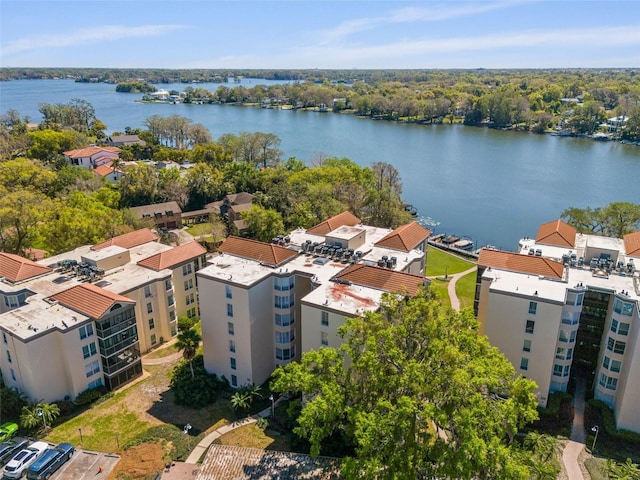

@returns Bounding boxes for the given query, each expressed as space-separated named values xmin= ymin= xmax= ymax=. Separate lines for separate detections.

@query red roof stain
xmin=307 ymin=211 xmax=361 ymax=235
xmin=218 ymin=236 xmax=298 ymax=267
xmin=92 ymin=228 xmax=157 ymax=251
xmin=374 ymin=221 xmax=432 ymax=252
xmin=478 ymin=248 xmax=564 ymax=279
xmin=535 ymin=219 xmax=576 ymax=247
xmin=623 ymin=231 xmax=640 ymax=257
xmin=138 ymin=241 xmax=206 ymax=271
xmin=329 ymin=282 xmax=377 ymax=308
xmin=49 ymin=283 xmax=133 ymax=319
xmin=0 ymin=252 xmax=52 ymax=283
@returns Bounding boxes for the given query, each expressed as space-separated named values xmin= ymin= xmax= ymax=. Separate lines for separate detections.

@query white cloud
xmin=318 ymin=1 xmax=523 ymax=44
xmin=2 ymin=24 xmax=188 ymax=56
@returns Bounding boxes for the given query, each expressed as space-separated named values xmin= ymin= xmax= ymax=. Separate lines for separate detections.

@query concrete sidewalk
xmin=562 ymin=377 xmax=586 ymax=480
xmin=427 ymin=264 xmax=477 ymax=311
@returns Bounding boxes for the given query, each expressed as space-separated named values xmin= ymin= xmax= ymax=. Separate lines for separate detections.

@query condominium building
xmin=0 ymin=229 xmax=206 ymax=402
xmin=475 ymin=220 xmax=640 ymax=433
xmin=197 ymin=212 xmax=430 ymax=388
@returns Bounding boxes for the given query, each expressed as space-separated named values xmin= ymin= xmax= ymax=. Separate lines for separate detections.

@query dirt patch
xmin=106 ymin=443 xmax=166 ymax=480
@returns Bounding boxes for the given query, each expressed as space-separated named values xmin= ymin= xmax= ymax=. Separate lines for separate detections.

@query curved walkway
xmin=427 ymin=265 xmax=477 ymax=311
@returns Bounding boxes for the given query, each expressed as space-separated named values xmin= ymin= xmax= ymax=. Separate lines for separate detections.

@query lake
xmin=2 ymin=79 xmax=639 ymax=250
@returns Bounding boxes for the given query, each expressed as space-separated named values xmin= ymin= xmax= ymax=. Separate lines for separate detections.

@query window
xmin=321 ymin=332 xmax=329 ymax=346
xmin=2 ymin=333 xmax=6 ymax=344
xmin=528 ymin=301 xmax=537 ymax=315
xmin=276 ymin=347 xmax=296 ymax=361
xmin=168 ymin=295 xmax=175 ymax=306
xmin=553 ymin=364 xmax=563 ymax=376
xmin=88 ymin=378 xmax=103 ymax=390
xmin=611 ymin=319 xmax=630 ymax=336
xmin=610 ymin=359 xmax=621 ymax=373
xmin=520 ymin=357 xmax=529 ymax=371
xmin=525 ymin=320 xmax=535 ymax=334
xmin=144 ymin=285 xmax=152 ymax=298
xmin=563 ymin=365 xmax=570 ymax=377
xmin=147 ymin=302 xmax=153 ymax=314
xmin=186 ymin=293 xmax=195 ymax=306
xmin=182 ymin=263 xmax=193 ymax=276
xmin=169 ymin=310 xmax=176 ymax=322
xmin=82 ymin=342 xmax=97 ymax=359
xmin=321 ymin=311 xmax=329 ymax=327
xmin=151 ymin=334 xmax=157 ymax=345
xmin=6 ymin=350 xmax=11 ymax=363
xmin=227 ymin=304 xmax=233 ymax=317
xmin=170 ymin=324 xmax=177 ymax=337
xmin=187 ymin=308 xmax=196 ymax=318
xmin=184 ymin=279 xmax=193 ymax=291
xmin=79 ymin=324 xmax=94 ymax=340
xmin=607 ymin=337 xmax=626 ymax=355
xmin=570 ymin=330 xmax=576 ymax=343
xmin=226 ymin=285 xmax=232 ymax=299
xmin=599 ymin=374 xmax=618 ymax=391
xmin=229 ymin=340 xmax=236 ymax=353
xmin=275 ymin=330 xmax=295 ymax=344
xmin=567 ymin=348 xmax=573 ymax=360
xmin=10 ymin=369 xmax=16 ymax=382
xmin=559 ymin=330 xmax=569 ymax=342
xmin=614 ymin=299 xmax=634 ymax=316
xmin=230 ymin=357 xmax=236 ymax=370
xmin=275 ymin=313 xmax=295 ymax=326
xmin=148 ymin=318 xmax=155 ymax=330
xmin=228 ymin=322 xmax=234 ymax=335
xmin=565 ymin=291 xmax=584 ymax=306
xmin=274 ymin=276 xmax=295 ymax=291
xmin=523 ymin=340 xmax=532 ymax=352
xmin=165 ymin=279 xmax=173 ymax=291
xmin=562 ymin=313 xmax=579 ymax=325
xmin=603 ymin=356 xmax=611 ymax=370
xmin=556 ymin=347 xmax=565 ymax=359
xmin=231 ymin=375 xmax=237 ymax=387
xmin=85 ymin=360 xmax=100 ymax=378
xmin=274 ymin=294 xmax=295 ymax=309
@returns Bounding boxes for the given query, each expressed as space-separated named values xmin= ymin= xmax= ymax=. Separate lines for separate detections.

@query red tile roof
xmin=92 ymin=229 xmax=158 ymax=251
xmin=623 ymin=231 xmax=640 ymax=257
xmin=306 ymin=211 xmax=361 ymax=235
xmin=138 ymin=241 xmax=206 ymax=271
xmin=334 ymin=264 xmax=425 ymax=296
xmin=374 ymin=221 xmax=431 ymax=252
xmin=218 ymin=236 xmax=298 ymax=267
xmin=93 ymin=161 xmax=120 ymax=177
xmin=535 ymin=219 xmax=576 ymax=247
xmin=0 ymin=252 xmax=52 ymax=283
xmin=63 ymin=146 xmax=120 ymax=158
xmin=49 ymin=283 xmax=133 ymax=319
xmin=478 ymin=248 xmax=564 ymax=279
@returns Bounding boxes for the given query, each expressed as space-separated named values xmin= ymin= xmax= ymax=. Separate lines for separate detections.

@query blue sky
xmin=1 ymin=1 xmax=640 ymax=69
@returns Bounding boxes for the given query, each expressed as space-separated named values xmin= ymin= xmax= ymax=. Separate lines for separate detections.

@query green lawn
xmin=426 ymin=246 xmax=475 ymax=277
xmin=428 ymin=278 xmax=451 ymax=309
xmin=455 ymin=270 xmax=478 ymax=310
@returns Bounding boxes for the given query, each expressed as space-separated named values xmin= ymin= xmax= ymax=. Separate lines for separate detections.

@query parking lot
xmin=49 ymin=448 xmax=120 ymax=480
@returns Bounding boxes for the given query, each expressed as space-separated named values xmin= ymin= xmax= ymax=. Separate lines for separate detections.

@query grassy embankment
xmin=425 ymin=246 xmax=476 ymax=309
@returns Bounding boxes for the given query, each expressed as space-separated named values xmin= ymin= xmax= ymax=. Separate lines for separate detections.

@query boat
xmin=441 ymin=235 xmax=460 ymax=245
xmin=452 ymin=238 xmax=474 ymax=250
xmin=403 ymin=203 xmax=418 ymax=217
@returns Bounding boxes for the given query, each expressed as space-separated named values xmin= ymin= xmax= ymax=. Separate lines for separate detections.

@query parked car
xmin=26 ymin=443 xmax=74 ymax=480
xmin=0 ymin=440 xmax=28 ymax=466
xmin=3 ymin=441 xmax=49 ymax=479
xmin=0 ymin=423 xmax=18 ymax=442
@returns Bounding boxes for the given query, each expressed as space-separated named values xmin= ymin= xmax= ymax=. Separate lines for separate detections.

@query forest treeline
xmin=0 ymin=102 xmax=414 ymax=257
xmin=3 ymin=68 xmax=640 ymax=138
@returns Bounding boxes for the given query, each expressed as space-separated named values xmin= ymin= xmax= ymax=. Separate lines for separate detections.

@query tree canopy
xmin=271 ymin=290 xmax=539 ymax=479
xmin=561 ymin=202 xmax=640 ymax=238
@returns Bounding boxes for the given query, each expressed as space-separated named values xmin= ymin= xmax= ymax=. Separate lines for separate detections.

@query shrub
xmin=588 ymin=399 xmax=640 ymax=443
xmin=170 ymin=355 xmax=226 ymax=408
xmin=256 ymin=417 xmax=268 ymax=430
xmin=177 ymin=315 xmax=198 ymax=332
xmin=126 ymin=424 xmax=200 ymax=462
xmin=74 ymin=387 xmax=104 ymax=406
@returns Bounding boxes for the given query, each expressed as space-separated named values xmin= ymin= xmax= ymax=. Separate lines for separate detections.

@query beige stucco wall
xmin=611 ymin=302 xmax=640 ymax=432
xmin=481 ymin=289 xmax=563 ymax=407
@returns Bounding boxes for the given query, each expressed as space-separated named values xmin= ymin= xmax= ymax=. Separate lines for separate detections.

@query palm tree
xmin=176 ymin=328 xmax=201 ymax=379
xmin=20 ymin=402 xmax=60 ymax=432
xmin=230 ymin=391 xmax=251 ymax=414
xmin=608 ymin=458 xmax=640 ymax=480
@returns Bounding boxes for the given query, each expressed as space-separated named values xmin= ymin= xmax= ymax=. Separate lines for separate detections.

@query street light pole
xmin=38 ymin=408 xmax=46 ymax=430
xmin=78 ymin=428 xmax=83 ymax=445
xmin=269 ymin=394 xmax=275 ymax=418
xmin=591 ymin=425 xmax=599 ymax=452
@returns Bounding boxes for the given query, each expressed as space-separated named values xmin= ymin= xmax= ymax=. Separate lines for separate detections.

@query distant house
xmin=106 ymin=135 xmax=147 ymax=147
xmin=93 ymin=160 xmax=124 ymax=183
xmin=130 ymin=201 xmax=183 ymax=230
xmin=206 ymin=192 xmax=254 ymax=234
xmin=606 ymin=116 xmax=628 ymax=133
xmin=63 ymin=146 xmax=120 ymax=169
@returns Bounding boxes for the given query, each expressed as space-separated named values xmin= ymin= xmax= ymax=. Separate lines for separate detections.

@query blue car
xmin=26 ymin=442 xmax=74 ymax=480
